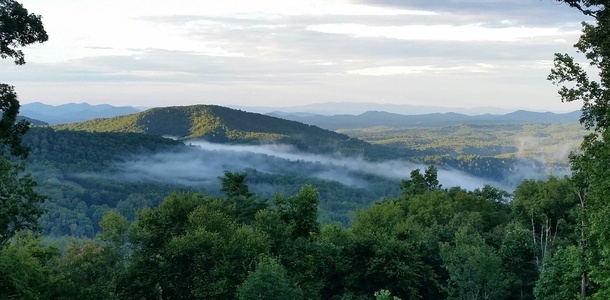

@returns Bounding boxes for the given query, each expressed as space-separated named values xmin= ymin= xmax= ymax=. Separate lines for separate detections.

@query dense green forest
xmin=4 ymin=0 xmax=610 ymax=299
xmin=21 ymin=127 xmax=407 ymax=233
xmin=19 ymin=125 xmax=561 ymax=238
xmin=0 ymin=169 xmax=585 ymax=299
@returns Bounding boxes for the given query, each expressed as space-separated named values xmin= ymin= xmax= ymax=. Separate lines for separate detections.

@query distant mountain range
xmin=266 ymin=110 xmax=581 ymax=130
xmin=232 ymin=102 xmax=532 ymax=116
xmin=20 ymin=102 xmax=581 ymax=130
xmin=20 ymin=102 xmax=141 ymax=124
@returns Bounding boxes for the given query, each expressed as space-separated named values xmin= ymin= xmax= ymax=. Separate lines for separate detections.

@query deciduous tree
xmin=0 ymin=0 xmax=47 ymax=65
xmin=548 ymin=1 xmax=610 ymax=297
xmin=440 ymin=228 xmax=508 ymax=300
xmin=0 ymin=0 xmax=47 ymax=246
xmin=0 ymin=157 xmax=44 ymax=246
xmin=237 ymin=257 xmax=303 ymax=300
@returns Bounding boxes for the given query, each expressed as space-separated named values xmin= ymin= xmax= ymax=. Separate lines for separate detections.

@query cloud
xmin=346 ymin=63 xmax=497 ymax=76
xmin=307 ymin=23 xmax=580 ymax=42
xmin=345 ymin=0 xmax=588 ymax=25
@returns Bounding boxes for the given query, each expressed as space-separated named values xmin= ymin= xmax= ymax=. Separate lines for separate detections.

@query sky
xmin=1 ymin=0 xmax=592 ymax=112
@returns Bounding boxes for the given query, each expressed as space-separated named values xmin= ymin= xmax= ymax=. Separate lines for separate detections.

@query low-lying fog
xmin=112 ymin=140 xmax=510 ymax=192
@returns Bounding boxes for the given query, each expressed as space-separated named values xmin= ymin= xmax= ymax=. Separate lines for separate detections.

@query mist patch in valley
xmin=110 ymin=140 xmax=508 ymax=193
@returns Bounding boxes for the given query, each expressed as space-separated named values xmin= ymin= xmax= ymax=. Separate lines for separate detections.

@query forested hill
xmin=53 ymin=104 xmax=373 ymax=154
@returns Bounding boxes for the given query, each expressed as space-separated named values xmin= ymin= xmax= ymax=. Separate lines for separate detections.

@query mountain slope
xmin=54 ymin=105 xmax=372 ymax=154
xmin=17 ymin=115 xmax=48 ymax=126
xmin=23 ymin=127 xmax=184 ymax=172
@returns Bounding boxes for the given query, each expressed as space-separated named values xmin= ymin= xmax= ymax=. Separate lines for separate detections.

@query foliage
xmin=440 ymin=228 xmax=508 ymax=300
xmin=547 ymin=1 xmax=610 ymax=298
xmin=499 ymin=223 xmax=538 ymax=299
xmin=0 ymin=84 xmax=30 ymax=158
xmin=534 ymin=246 xmax=583 ymax=300
xmin=346 ymin=200 xmax=437 ymax=299
xmin=0 ymin=157 xmax=45 ymax=247
xmin=0 ymin=0 xmax=47 ymax=249
xmin=98 ymin=210 xmax=129 ymax=245
xmin=118 ymin=193 xmax=270 ymax=300
xmin=0 ymin=234 xmax=59 ymax=299
xmin=274 ymin=185 xmax=320 ymax=239
xmin=400 ymin=165 xmax=442 ymax=197
xmin=55 ymin=240 xmax=123 ymax=300
xmin=374 ymin=289 xmax=401 ymax=300
xmin=222 ymin=171 xmax=255 ymax=198
xmin=0 ymin=169 xmax=561 ymax=300
xmin=23 ymin=127 xmax=183 ymax=172
xmin=511 ymin=176 xmax=579 ymax=266
xmin=0 ymin=0 xmax=48 ymax=65
xmin=237 ymin=257 xmax=303 ymax=300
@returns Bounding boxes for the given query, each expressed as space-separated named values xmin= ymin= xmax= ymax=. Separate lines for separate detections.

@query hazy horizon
xmin=4 ymin=0 xmax=590 ymax=112
xmin=20 ymin=100 xmax=581 ymax=116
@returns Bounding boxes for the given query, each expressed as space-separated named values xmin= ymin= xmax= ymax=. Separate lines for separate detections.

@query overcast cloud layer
xmin=2 ymin=0 xmax=590 ymax=112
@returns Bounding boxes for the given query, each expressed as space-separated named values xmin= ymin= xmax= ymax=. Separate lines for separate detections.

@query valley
xmin=3 ymin=1 xmax=606 ymax=298
xmin=10 ymin=102 xmax=585 ymax=299
xmin=20 ymin=103 xmax=583 ymax=238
